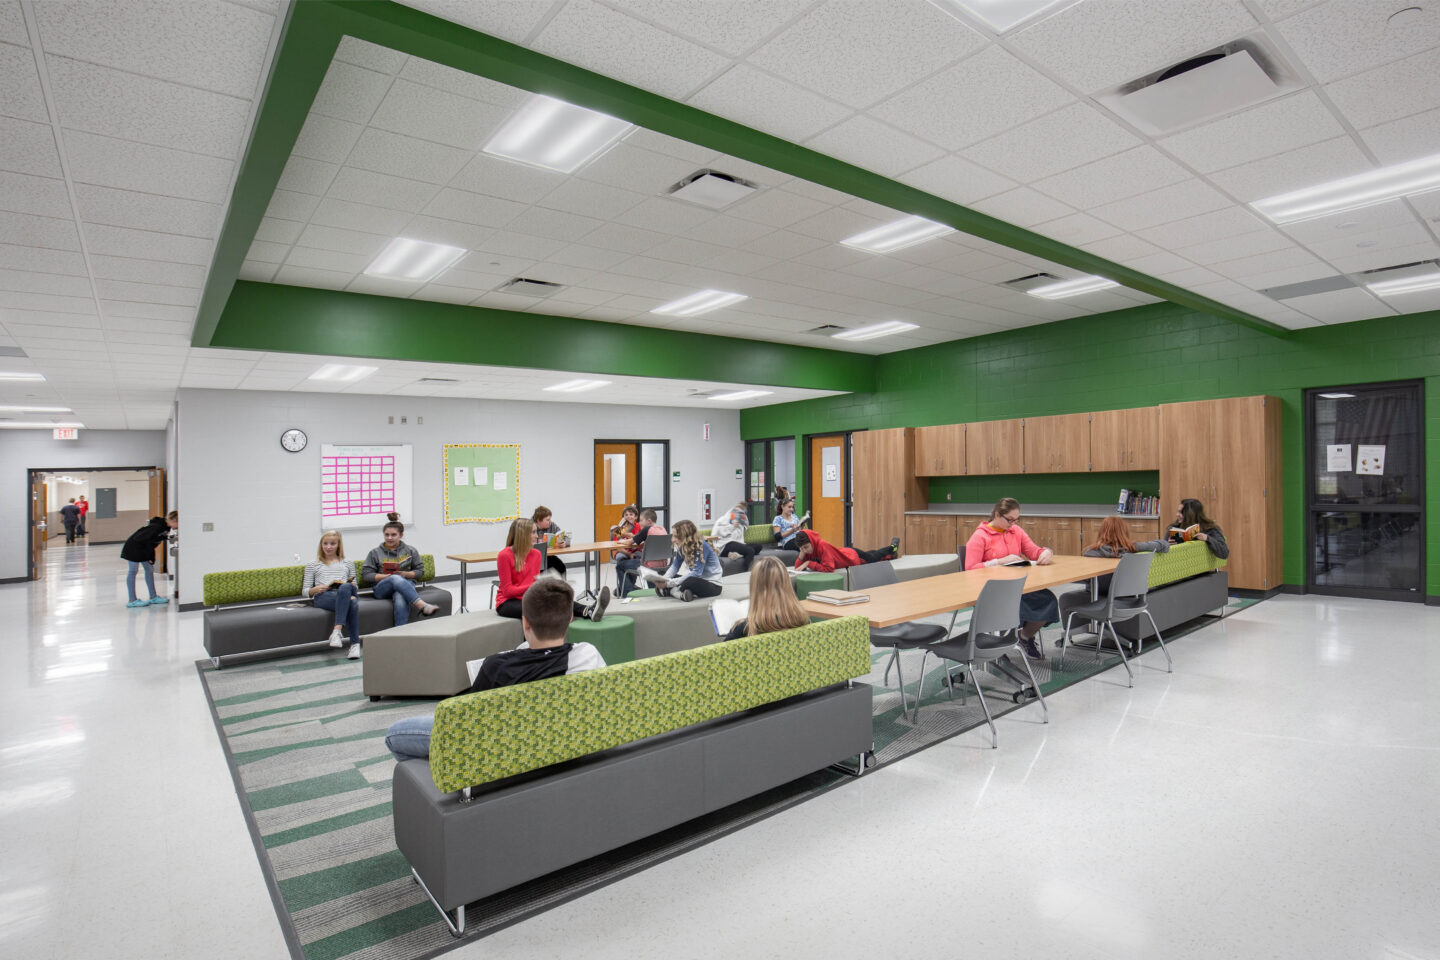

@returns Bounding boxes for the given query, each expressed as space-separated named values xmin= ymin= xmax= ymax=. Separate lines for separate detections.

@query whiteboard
xmin=320 ymin=444 xmax=413 ymax=530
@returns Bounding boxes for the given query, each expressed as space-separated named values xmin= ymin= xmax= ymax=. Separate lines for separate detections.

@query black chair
xmin=914 ymin=576 xmax=1048 ymax=749
xmin=628 ymin=533 xmax=672 ymax=592
xmin=1059 ymin=551 xmax=1169 ymax=686
xmin=846 ymin=561 xmax=950 ymax=719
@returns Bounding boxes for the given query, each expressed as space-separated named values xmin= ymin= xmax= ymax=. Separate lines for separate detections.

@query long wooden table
xmin=446 ymin=540 xmax=616 ymax=611
xmin=800 ymin=555 xmax=1119 ymax=628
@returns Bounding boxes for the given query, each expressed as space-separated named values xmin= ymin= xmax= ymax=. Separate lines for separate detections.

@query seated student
xmin=531 ymin=505 xmax=569 ymax=576
xmin=637 ymin=519 xmax=723 ymax=601
xmin=771 ymin=499 xmax=809 ymax=549
xmin=961 ymin=497 xmax=1055 ymax=662
xmin=614 ymin=508 xmax=665 ymax=597
xmin=498 ymin=518 xmax=609 ymax=621
xmin=724 ymin=556 xmax=810 ymax=640
xmin=709 ymin=502 xmax=756 ymax=569
xmin=361 ymin=513 xmax=438 ymax=626
xmin=609 ymin=504 xmax=640 ymax=544
xmin=1168 ymin=498 xmax=1229 ymax=558
xmin=1057 ymin=516 xmax=1169 ymax=631
xmin=793 ymin=530 xmax=899 ymax=573
xmin=384 ymin=579 xmax=606 ymax=761
xmin=303 ymin=529 xmax=362 ymax=660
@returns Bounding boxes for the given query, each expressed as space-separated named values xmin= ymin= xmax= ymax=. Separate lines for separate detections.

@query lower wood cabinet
xmin=1080 ymin=517 xmax=1163 ymax=547
xmin=904 ymin=515 xmax=957 ymax=555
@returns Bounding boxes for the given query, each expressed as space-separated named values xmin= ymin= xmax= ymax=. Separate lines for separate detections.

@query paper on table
xmin=1326 ymin=444 xmax=1351 ymax=472
xmin=454 ymin=467 xmax=469 ymax=485
xmin=493 ymin=472 xmax=507 ymax=490
xmin=1356 ymin=445 xmax=1385 ymax=476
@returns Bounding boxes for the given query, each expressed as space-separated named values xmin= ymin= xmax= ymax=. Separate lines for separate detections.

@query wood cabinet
xmin=966 ymin=418 xmax=1024 ymax=475
xmin=904 ymin=514 xmax=957 ymax=555
xmin=914 ymin=423 xmax=965 ymax=476
xmin=1022 ymin=413 xmax=1090 ymax=473
xmin=1080 ymin=516 xmax=1163 ymax=547
xmin=1023 ymin=516 xmax=1083 ymax=556
xmin=852 ymin=428 xmax=926 ymax=551
xmin=1091 ymin=406 xmax=1159 ymax=471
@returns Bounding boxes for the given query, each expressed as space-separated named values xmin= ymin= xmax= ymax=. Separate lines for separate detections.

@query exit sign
xmin=53 ymin=427 xmax=78 ymax=440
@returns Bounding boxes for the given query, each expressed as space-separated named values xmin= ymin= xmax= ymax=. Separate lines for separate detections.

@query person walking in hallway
xmin=60 ymin=499 xmax=80 ymax=544
xmin=76 ymin=495 xmax=89 ymax=536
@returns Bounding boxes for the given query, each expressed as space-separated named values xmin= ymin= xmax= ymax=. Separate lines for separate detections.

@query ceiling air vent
xmin=496 ymin=277 xmax=564 ymax=298
xmin=1356 ymin=258 xmax=1440 ymax=277
xmin=417 ymin=377 xmax=459 ymax=384
xmin=1097 ymin=34 xmax=1302 ymax=137
xmin=805 ymin=324 xmax=846 ymax=334
xmin=667 ymin=169 xmax=759 ymax=210
xmin=1260 ymin=275 xmax=1355 ymax=300
xmin=1000 ymin=272 xmax=1061 ymax=293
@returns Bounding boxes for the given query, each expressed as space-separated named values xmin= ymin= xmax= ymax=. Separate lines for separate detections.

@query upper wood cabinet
xmin=852 ymin=428 xmax=926 ymax=550
xmin=1091 ymin=407 xmax=1159 ymax=471
xmin=1022 ymin=413 xmax=1090 ymax=473
xmin=966 ymin=418 xmax=1024 ymax=475
xmin=915 ymin=423 xmax=965 ymax=476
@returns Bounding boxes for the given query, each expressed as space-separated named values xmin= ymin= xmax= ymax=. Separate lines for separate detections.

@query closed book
xmin=808 ymin=590 xmax=870 ymax=605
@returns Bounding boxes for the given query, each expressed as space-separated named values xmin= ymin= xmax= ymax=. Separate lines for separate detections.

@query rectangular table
xmin=447 ymin=540 xmax=617 ymax=612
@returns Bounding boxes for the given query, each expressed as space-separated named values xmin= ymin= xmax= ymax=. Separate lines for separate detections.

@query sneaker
xmin=1016 ymin=635 xmax=1045 ymax=661
xmin=126 ymin=599 xmax=147 ymax=608
xmin=148 ymin=596 xmax=169 ymax=605
xmin=347 ymin=643 xmax=361 ymax=660
xmin=655 ymin=584 xmax=671 ymax=598
xmin=328 ymin=629 xmax=345 ymax=649
xmin=590 ymin=586 xmax=611 ymax=622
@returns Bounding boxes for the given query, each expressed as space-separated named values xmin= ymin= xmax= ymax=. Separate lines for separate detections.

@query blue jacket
xmin=665 ymin=541 xmax=722 ymax=583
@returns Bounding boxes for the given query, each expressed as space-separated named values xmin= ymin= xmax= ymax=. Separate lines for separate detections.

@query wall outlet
xmin=388 ymin=415 xmax=394 ymax=424
xmin=202 ymin=522 xmax=213 ymax=531
xmin=401 ymin=416 xmax=407 ymax=424
xmin=946 ymin=493 xmax=952 ymax=501
xmin=416 ymin=416 xmax=422 ymax=425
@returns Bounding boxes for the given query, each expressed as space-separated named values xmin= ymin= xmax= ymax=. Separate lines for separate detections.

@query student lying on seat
xmin=793 ymin=530 xmax=899 ymax=573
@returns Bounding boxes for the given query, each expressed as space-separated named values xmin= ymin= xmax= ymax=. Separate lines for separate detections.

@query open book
xmin=1169 ymin=524 xmax=1202 ymax=542
xmin=709 ymin=598 xmax=749 ymax=636
xmin=999 ymin=556 xmax=1032 ymax=566
xmin=807 ymin=590 xmax=870 ymax=605
xmin=465 ymin=656 xmax=486 ymax=686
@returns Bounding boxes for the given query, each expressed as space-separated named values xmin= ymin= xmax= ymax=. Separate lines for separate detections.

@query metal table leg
xmin=457 ymin=560 xmax=468 ymax=613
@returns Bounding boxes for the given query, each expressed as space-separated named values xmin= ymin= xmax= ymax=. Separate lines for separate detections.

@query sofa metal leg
xmin=210 ymin=656 xmax=221 ymax=669
xmin=412 ymin=867 xmax=466 ymax=938
xmin=828 ymin=749 xmax=872 ymax=778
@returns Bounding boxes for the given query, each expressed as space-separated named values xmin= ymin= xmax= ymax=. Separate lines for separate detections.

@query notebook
xmin=709 ymin=598 xmax=749 ymax=636
xmin=807 ymin=590 xmax=870 ymax=605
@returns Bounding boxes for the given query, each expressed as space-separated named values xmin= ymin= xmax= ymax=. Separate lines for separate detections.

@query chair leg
xmin=892 ymin=649 xmax=911 ymax=719
xmin=969 ymin=662 xmax=997 ymax=748
xmin=1106 ymin=620 xmax=1133 ymax=687
xmin=1018 ymin=649 xmax=1048 ymax=723
xmin=1144 ymin=609 xmax=1172 ymax=672
xmin=1060 ymin=611 xmax=1077 ymax=671
xmin=882 ymin=646 xmax=898 ymax=686
xmin=915 ymin=649 xmax=932 ymax=702
xmin=941 ymin=660 xmax=956 ymax=701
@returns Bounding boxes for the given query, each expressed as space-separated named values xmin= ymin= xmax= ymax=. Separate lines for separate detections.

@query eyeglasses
xmin=1000 ymin=513 xmax=1020 ymax=523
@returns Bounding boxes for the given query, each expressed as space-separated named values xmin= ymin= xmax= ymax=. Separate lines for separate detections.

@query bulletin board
xmin=321 ymin=444 xmax=413 ymax=530
xmin=443 ymin=443 xmax=521 ymax=524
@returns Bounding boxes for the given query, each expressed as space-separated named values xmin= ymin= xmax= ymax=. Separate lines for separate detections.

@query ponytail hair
xmin=384 ymin=512 xmax=404 ymax=536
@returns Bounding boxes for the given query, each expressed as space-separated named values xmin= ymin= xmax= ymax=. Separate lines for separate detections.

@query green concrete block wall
xmin=742 ymin=303 xmax=1440 ymax=596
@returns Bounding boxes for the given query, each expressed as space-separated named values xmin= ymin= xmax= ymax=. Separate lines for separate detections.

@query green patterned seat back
xmin=1147 ymin=542 xmax=1225 ymax=589
xmin=202 ymin=554 xmax=436 ymax=605
xmin=429 ymin=615 xmax=871 ymax=793
xmin=744 ymin=524 xmax=775 ymax=546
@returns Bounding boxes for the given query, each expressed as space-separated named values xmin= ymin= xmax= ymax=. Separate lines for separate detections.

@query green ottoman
xmin=569 ymin=615 xmax=635 ymax=665
xmin=794 ymin=573 xmax=844 ymax=600
xmin=627 ymin=588 xmax=656 ymax=598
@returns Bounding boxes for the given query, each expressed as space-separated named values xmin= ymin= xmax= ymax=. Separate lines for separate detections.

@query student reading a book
xmin=793 ymin=530 xmax=900 ymax=573
xmin=614 ymin=508 xmax=665 ymax=597
xmin=361 ymin=513 xmax=439 ymax=627
xmin=710 ymin=502 xmax=756 ymax=570
xmin=961 ymin=498 xmax=1055 ymax=662
xmin=609 ymin=504 xmax=640 ymax=544
xmin=302 ymin=529 xmax=362 ymax=660
xmin=1168 ymin=499 xmax=1229 ymax=558
xmin=384 ymin=579 xmax=606 ymax=761
xmin=498 ymin=518 xmax=610 ymax=621
xmin=772 ymin=499 xmax=809 ymax=549
xmin=723 ymin=556 xmax=809 ymax=640
xmin=635 ymin=519 xmax=723 ymax=602
xmin=1056 ymin=516 xmax=1170 ymax=632
xmin=531 ymin=505 xmax=569 ymax=576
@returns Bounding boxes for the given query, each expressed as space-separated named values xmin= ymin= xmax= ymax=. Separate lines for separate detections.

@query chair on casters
xmin=846 ymin=561 xmax=951 ymax=719
xmin=1058 ymin=551 xmax=1169 ymax=687
xmin=914 ymin=576 xmax=1047 ymax=749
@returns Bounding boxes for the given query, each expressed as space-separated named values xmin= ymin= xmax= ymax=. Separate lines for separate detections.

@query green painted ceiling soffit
xmin=195 ymin=0 xmax=1288 ymax=367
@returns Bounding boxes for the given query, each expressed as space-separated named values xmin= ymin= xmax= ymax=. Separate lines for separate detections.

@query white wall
xmin=45 ymin=470 xmax=153 ymax=512
xmin=0 ymin=429 xmax=166 ymax=580
xmin=175 ymin=388 xmax=744 ymax=599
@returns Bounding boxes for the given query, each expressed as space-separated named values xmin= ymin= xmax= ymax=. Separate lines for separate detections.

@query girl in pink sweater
xmin=961 ymin=498 xmax=1056 ymax=661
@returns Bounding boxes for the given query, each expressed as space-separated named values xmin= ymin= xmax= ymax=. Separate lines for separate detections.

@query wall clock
xmin=280 ymin=428 xmax=308 ymax=453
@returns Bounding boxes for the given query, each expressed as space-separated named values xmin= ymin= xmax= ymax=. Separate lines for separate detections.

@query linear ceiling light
xmin=1317 ymin=392 xmax=1356 ymax=399
xmin=542 ymin=379 xmax=611 ymax=392
xmin=710 ymin=390 xmax=773 ymax=401
xmin=832 ymin=320 xmax=920 ymax=341
xmin=1253 ymin=152 xmax=1440 ymax=224
xmin=0 ymin=405 xmax=72 ymax=413
xmin=1365 ymin=271 xmax=1440 ymax=297
xmin=0 ymin=371 xmax=46 ymax=381
xmin=651 ymin=290 xmax=748 ymax=317
xmin=928 ymin=0 xmax=1080 ymax=33
xmin=483 ymin=95 xmax=632 ymax=174
xmin=1026 ymin=275 xmax=1120 ymax=299
xmin=841 ymin=215 xmax=955 ymax=254
xmin=364 ymin=238 xmax=466 ymax=282
xmin=0 ymin=421 xmax=83 ymax=429
xmin=307 ymin=364 xmax=378 ymax=382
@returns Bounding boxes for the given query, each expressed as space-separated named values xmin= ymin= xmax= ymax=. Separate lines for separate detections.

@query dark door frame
xmin=802 ymin=431 xmax=852 ymax=547
xmin=744 ymin=435 xmax=790 ymax=522
xmin=593 ymin=439 xmax=670 ymax=526
xmin=23 ymin=464 xmax=163 ymax=581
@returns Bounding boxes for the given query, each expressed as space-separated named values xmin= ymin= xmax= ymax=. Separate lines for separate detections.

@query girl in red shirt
xmin=497 ymin=519 xmax=608 ymax=621
xmin=961 ymin=497 xmax=1056 ymax=661
xmin=793 ymin=530 xmax=899 ymax=573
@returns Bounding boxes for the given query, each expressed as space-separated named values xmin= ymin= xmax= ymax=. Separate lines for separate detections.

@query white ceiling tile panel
xmin=284 ymin=245 xmax=370 ymax=275
xmin=679 ymin=214 xmax=774 ymax=248
xmin=347 ymin=127 xmax=472 ymax=185
xmin=394 ymin=1 xmax=557 ymax=45
xmin=397 ymin=56 xmax=528 ymax=109
xmin=869 ymin=46 xmax=1072 ymax=152
xmin=89 ymin=254 xmax=205 ymax=287
xmin=727 ymin=187 xmax=831 ymax=229
xmin=1253 ymin=0 xmax=1325 ymax=21
xmin=326 ymin=167 xmax=439 ymax=212
xmin=93 ymin=278 xmax=198 ymax=307
xmin=0 ymin=266 xmax=91 ymax=297
xmin=602 ymin=0 xmax=811 ymax=58
xmin=537 ymin=178 xmax=648 ymax=221
xmin=574 ymin=142 xmax=700 ymax=194
xmin=1174 ymin=227 xmax=1294 ymax=264
xmin=896 ymin=155 xmax=1016 ymax=207
xmin=960 ymin=103 xmax=1141 ymax=183
xmin=1031 ymin=146 xmax=1190 ymax=210
xmin=0 ymin=1 xmax=26 ymax=45
xmin=0 ymin=241 xmax=85 ymax=275
xmin=622 ymin=128 xmax=721 ymax=166
xmin=969 ymin=187 xmax=1074 ymax=227
xmin=687 ymin=64 xmax=853 ymax=142
xmin=1304 ymin=220 xmax=1436 ymax=261
xmin=0 ymin=41 xmax=47 ymax=123
xmin=745 ymin=0 xmax=984 ymax=109
xmin=1122 ymin=251 xmax=1199 ymax=277
xmin=547 ymin=243 xmax=631 ymax=271
xmin=410 ymin=283 xmax=480 ymax=305
xmin=35 ymin=0 xmax=274 ymax=97
xmin=254 ymin=217 xmax=303 ymax=244
xmin=1274 ymin=0 xmax=1440 ymax=83
xmin=1239 ymin=261 xmax=1338 ymax=290
xmin=344 ymin=274 xmax=424 ymax=298
xmin=295 ymin=223 xmax=390 ymax=257
xmin=741 ymin=228 xmax=830 ymax=260
xmin=613 ymin=196 xmax=716 ymax=235
xmin=264 ymin=188 xmax=322 ymax=222
xmin=310 ymin=60 xmax=395 ymax=125
xmin=1360 ymin=107 xmax=1440 ymax=165
xmin=309 ymin=197 xmax=413 ymax=236
xmin=474 ymin=230 xmax=566 ymax=260
xmin=1276 ymin=198 xmax=1416 ymax=244
xmin=1136 ymin=206 xmax=1271 ymax=249
xmin=82 ymin=224 xmax=211 ymax=264
xmin=1409 ymin=192 xmax=1440 ymax=223
xmin=237 ymin=259 xmax=278 ymax=282
xmin=0 ymin=116 xmax=60 ymax=177
xmin=1206 ymin=244 xmax=1327 ymax=280
xmin=1007 ymin=0 xmax=1257 ymax=92
xmin=63 ymin=129 xmax=234 ymax=203
xmin=275 ymin=154 xmax=340 ymax=197
xmin=0 ymin=290 xmax=94 ymax=313
xmin=1087 ymin=179 xmax=1232 ymax=232
xmin=273 ymin=265 xmax=353 ymax=290
xmin=1284 ymin=287 xmax=1396 ymax=324
xmin=450 ymin=153 xmax=565 ymax=202
xmin=420 ymin=188 xmax=526 ymax=229
xmin=334 ymin=36 xmax=407 ymax=75
xmin=1157 ymin=92 xmax=1347 ymax=173
xmin=805 ymin=114 xmax=945 ymax=177
xmin=504 ymin=206 xmax=606 ymax=242
xmin=73 ymin=183 xmax=221 ymax=238
xmin=0 ymin=170 xmax=71 ymax=219
xmin=532 ymin=0 xmax=731 ymax=101
xmin=46 ymin=56 xmax=249 ymax=158
xmin=787 ymin=205 xmax=888 ymax=243
xmin=1152 ymin=265 xmax=1225 ymax=286
xmin=100 ymin=300 xmax=193 ymax=323
xmin=783 ymin=179 xmax=853 ymax=207
xmin=291 ymin=113 xmax=365 ymax=165
xmin=1205 ymin=136 xmax=1372 ymax=203
xmin=400 ymin=216 xmax=495 ymax=251
xmin=1323 ymin=47 xmax=1440 ymax=129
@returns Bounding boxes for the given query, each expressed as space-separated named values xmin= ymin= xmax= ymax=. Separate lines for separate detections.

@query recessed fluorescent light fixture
xmin=1026 ymin=275 xmax=1120 ymax=299
xmin=0 ymin=421 xmax=83 ymax=429
xmin=841 ymin=215 xmax=955 ymax=254
xmin=928 ymin=0 xmax=1079 ymax=33
xmin=1317 ymin=392 xmax=1356 ymax=399
xmin=1365 ymin=272 xmax=1440 ymax=297
xmin=710 ymin=390 xmax=773 ymax=401
xmin=364 ymin=238 xmax=466 ymax=282
xmin=1253 ymin=152 xmax=1440 ymax=224
xmin=0 ymin=405 xmax=72 ymax=413
xmin=542 ymin=379 xmax=611 ymax=393
xmin=483 ymin=95 xmax=632 ymax=174
xmin=832 ymin=320 xmax=920 ymax=341
xmin=307 ymin=364 xmax=378 ymax=382
xmin=651 ymin=290 xmax=748 ymax=317
xmin=0 ymin=371 xmax=46 ymax=381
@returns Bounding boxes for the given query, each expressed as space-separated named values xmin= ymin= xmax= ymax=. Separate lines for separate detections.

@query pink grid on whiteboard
xmin=321 ymin=455 xmax=395 ymax=517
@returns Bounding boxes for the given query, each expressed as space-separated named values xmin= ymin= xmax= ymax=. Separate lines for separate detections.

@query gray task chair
xmin=1058 ymin=551 xmax=1170 ymax=687
xmin=914 ymin=576 xmax=1048 ymax=749
xmin=846 ymin=561 xmax=950 ymax=719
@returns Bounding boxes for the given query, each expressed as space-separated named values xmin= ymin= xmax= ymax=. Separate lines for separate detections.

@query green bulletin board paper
xmin=444 ymin=443 xmax=520 ymax=524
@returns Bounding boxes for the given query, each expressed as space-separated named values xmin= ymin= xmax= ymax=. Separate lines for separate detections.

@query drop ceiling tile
xmin=100 ymin=299 xmax=192 ymax=322
xmin=93 ymin=278 xmax=199 ymax=307
xmin=273 ymin=264 xmax=352 ymax=290
xmin=1239 ymin=261 xmax=1337 ymax=290
xmin=46 ymin=55 xmax=249 ymax=157
xmin=547 ymin=243 xmax=631 ymax=271
xmin=546 ymin=286 xmax=618 ymax=307
xmin=536 ymin=179 xmax=648 ymax=221
xmin=63 ymin=129 xmax=234 ymax=203
xmin=1032 ymin=146 xmax=1190 ymax=210
xmin=1275 ymin=0 xmax=1440 ymax=84
xmin=504 ymin=206 xmax=605 ymax=243
xmin=0 ymin=116 xmax=59 ymax=177
xmin=345 ymin=274 xmax=424 ymax=298
xmin=0 ymin=170 xmax=70 ymax=219
xmin=1275 ymin=197 xmax=1416 ymax=244
xmin=1305 ymin=220 xmax=1435 ymax=261
xmin=474 ymin=230 xmax=567 ymax=260
xmin=254 ymin=217 xmax=303 ymax=244
xmin=741 ymin=228 xmax=830 ymax=260
xmin=1174 ymin=227 xmax=1294 ymax=264
xmin=0 ymin=241 xmax=84 ymax=275
xmin=1207 ymin=244 xmax=1328 ymax=280
xmin=1137 ymin=206 xmax=1271 ymax=249
xmin=0 ymin=41 xmax=46 ymax=123
xmin=334 ymin=36 xmax=407 ymax=75
xmin=1210 ymin=137 xmax=1374 ymax=205
xmin=1157 ymin=91 xmax=1346 ymax=173
xmin=1087 ymin=179 xmax=1232 ymax=232
xmin=0 ymin=1 xmax=25 ymax=45
xmin=1410 ymin=192 xmax=1440 ymax=223
xmin=1285 ymin=286 xmax=1396 ymax=323
xmin=787 ymin=206 xmax=888 ymax=244
xmin=960 ymin=103 xmax=1141 ymax=183
xmin=687 ymin=64 xmax=852 ymax=142
xmin=1152 ymin=264 xmax=1225 ymax=286
xmin=411 ymin=283 xmax=480 ymax=305
xmin=238 ymin=259 xmax=277 ymax=282
xmin=399 ymin=215 xmax=494 ymax=251
xmin=262 ymin=189 xmax=320 ymax=223
xmin=449 ymin=153 xmax=565 ymax=203
xmin=805 ymin=114 xmax=945 ymax=177
xmin=309 ymin=197 xmax=411 ymax=236
xmin=1007 ymin=0 xmax=1257 ymax=92
xmin=394 ymin=0 xmax=555 ymax=45
xmin=569 ymin=221 xmax=667 ymax=257
xmin=727 ymin=187 xmax=831 ymax=229
xmin=310 ymin=60 xmax=395 ymax=125
xmin=327 ymin=167 xmax=439 ymax=212
xmin=276 ymin=154 xmax=340 ymax=197
xmin=614 ymin=196 xmax=717 ymax=235
xmin=73 ymin=183 xmax=220 ymax=238
xmin=0 ymin=267 xmax=92 ymax=297
xmin=295 ymin=223 xmax=390 ymax=257
xmin=970 ymin=187 xmax=1074 ymax=227
xmin=681 ymin=214 xmax=774 ymax=248
xmin=1359 ymin=107 xmax=1440 ymax=166
xmin=89 ymin=255 xmax=205 ymax=287
xmin=291 ymin=113 xmax=365 ymax=165
xmin=603 ymin=0 xmax=810 ymax=57
xmin=0 ymin=290 xmax=94 ymax=313
xmin=1325 ymin=46 xmax=1440 ymax=131
xmin=896 ymin=155 xmax=1015 ymax=206
xmin=347 ymin=127 xmax=471 ymax=185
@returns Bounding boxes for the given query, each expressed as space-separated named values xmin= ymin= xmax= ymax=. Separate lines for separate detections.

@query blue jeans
xmin=386 ymin=714 xmax=433 ymax=761
xmin=313 ymin=583 xmax=360 ymax=644
xmin=615 ymin=556 xmax=643 ymax=596
xmin=126 ymin=560 xmax=156 ymax=601
xmin=373 ymin=575 xmax=420 ymax=625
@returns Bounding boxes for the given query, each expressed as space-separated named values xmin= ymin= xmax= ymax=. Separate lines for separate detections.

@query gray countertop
xmin=906 ymin=503 xmax=1160 ymax=520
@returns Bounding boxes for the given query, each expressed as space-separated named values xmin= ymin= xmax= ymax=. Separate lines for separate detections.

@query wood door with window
xmin=594 ymin=443 xmax=638 ymax=561
xmin=808 ymin=434 xmax=846 ymax=546
xmin=31 ymin=473 xmax=46 ymax=580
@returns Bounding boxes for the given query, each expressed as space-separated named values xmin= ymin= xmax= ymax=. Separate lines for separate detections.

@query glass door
xmin=1305 ymin=380 xmax=1424 ymax=601
xmin=745 ymin=439 xmax=773 ymax=526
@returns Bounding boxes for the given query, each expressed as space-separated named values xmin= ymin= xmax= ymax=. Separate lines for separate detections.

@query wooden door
xmin=1025 ymin=414 xmax=1089 ymax=472
xmin=850 ymin=430 xmax=886 ymax=548
xmin=965 ymin=420 xmax=992 ymax=475
xmin=993 ymin=418 xmax=1025 ymax=474
xmin=594 ymin=443 xmax=638 ymax=558
xmin=30 ymin=473 xmax=45 ymax=580
xmin=1125 ymin=406 xmax=1159 ymax=469
xmin=1089 ymin=410 xmax=1128 ymax=472
xmin=852 ymin=428 xmax=923 ymax=549
xmin=809 ymin=434 xmax=847 ymax=546
xmin=148 ymin=468 xmax=167 ymax=573
xmin=1212 ymin=396 xmax=1278 ymax=589
xmin=954 ymin=515 xmax=985 ymax=563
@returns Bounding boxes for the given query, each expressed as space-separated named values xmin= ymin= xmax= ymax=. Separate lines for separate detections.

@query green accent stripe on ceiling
xmin=212 ymin=281 xmax=876 ymax=392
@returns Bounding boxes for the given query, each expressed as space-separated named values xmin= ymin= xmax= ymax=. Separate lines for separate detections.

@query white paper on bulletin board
xmin=321 ymin=444 xmax=413 ymax=530
xmin=1356 ymin=445 xmax=1385 ymax=475
xmin=1326 ymin=444 xmax=1351 ymax=472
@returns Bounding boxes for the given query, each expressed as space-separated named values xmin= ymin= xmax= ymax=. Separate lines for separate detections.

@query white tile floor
xmin=3 ymin=541 xmax=1437 ymax=959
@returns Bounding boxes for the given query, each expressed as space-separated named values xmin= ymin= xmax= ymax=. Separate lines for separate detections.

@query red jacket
xmin=496 ymin=546 xmax=541 ymax=604
xmin=795 ymin=532 xmax=861 ymax=573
